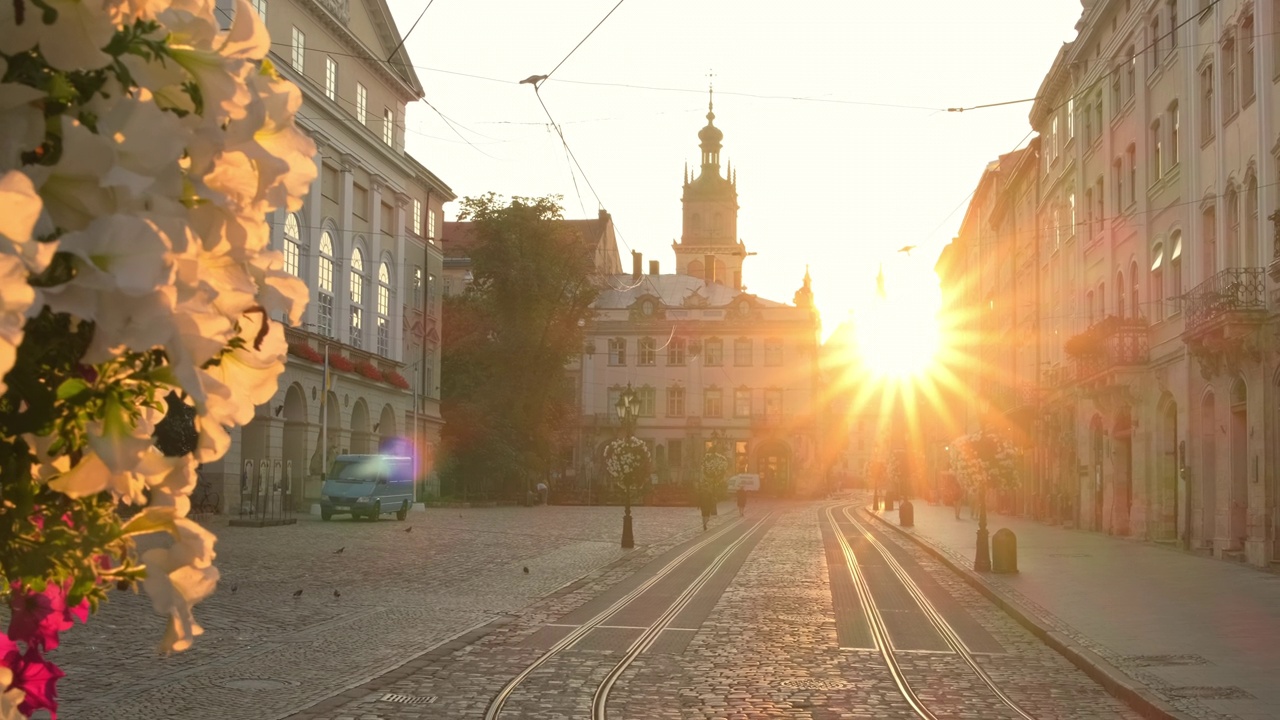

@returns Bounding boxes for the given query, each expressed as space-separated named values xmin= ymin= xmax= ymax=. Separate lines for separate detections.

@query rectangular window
xmin=412 ymin=198 xmax=422 ymax=236
xmin=608 ymin=338 xmax=626 ymax=366
xmin=382 ymin=107 xmax=393 ymax=146
xmin=734 ymin=388 xmax=751 ymax=418
xmin=703 ymin=388 xmax=723 ymax=418
xmin=764 ymin=389 xmax=783 ymax=417
xmin=1242 ymin=16 xmax=1255 ymax=104
xmin=377 ymin=317 xmax=389 ymax=357
xmin=734 ymin=441 xmax=748 ymax=473
xmin=704 ymin=339 xmax=723 ymax=366
xmin=667 ymin=337 xmax=686 ymax=366
xmin=412 ymin=266 xmax=422 ymax=308
xmin=356 ymin=83 xmax=367 ymax=125
xmin=1201 ymin=64 xmax=1214 ymax=141
xmin=1170 ymin=102 xmax=1180 ymax=165
xmin=284 ymin=240 xmax=300 ymax=276
xmin=1168 ymin=0 xmax=1177 ymax=52
xmin=764 ymin=339 xmax=783 ymax=366
xmin=1151 ymin=121 xmax=1162 ymax=179
xmin=1223 ymin=37 xmax=1237 ymax=116
xmin=428 ymin=209 xmax=437 ymax=242
xmin=318 ymin=294 xmax=333 ymax=337
xmin=324 ymin=56 xmax=337 ymax=101
xmin=349 ymin=307 xmax=362 ymax=349
xmin=1151 ymin=246 xmax=1165 ymax=322
xmin=637 ymin=387 xmax=656 ymax=417
xmin=733 ymin=338 xmax=752 ymax=366
xmin=667 ymin=387 xmax=685 ymax=417
xmin=251 ymin=0 xmax=266 ymax=19
xmin=1066 ymin=97 xmax=1074 ymax=140
xmin=1083 ymin=103 xmax=1093 ymax=144
xmin=1127 ymin=144 xmax=1136 ymax=205
xmin=1084 ymin=188 xmax=1094 ymax=235
xmin=426 ymin=273 xmax=436 ymax=316
xmin=1113 ymin=158 xmax=1124 ymax=209
xmin=1149 ymin=17 xmax=1161 ymax=70
xmin=1126 ymin=48 xmax=1136 ymax=100
xmin=638 ymin=337 xmax=656 ymax=366
xmin=290 ymin=26 xmax=304 ymax=71
xmin=1068 ymin=192 xmax=1076 ymax=236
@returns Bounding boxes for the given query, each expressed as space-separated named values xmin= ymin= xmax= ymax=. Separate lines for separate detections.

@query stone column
xmin=336 ymin=153 xmax=356 ymax=344
xmin=393 ymin=193 xmax=409 ymax=363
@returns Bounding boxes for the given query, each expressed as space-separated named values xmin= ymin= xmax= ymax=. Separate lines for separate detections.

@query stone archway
xmin=378 ymin=404 xmax=397 ymax=451
xmin=1111 ymin=405 xmax=1133 ymax=536
xmin=755 ymin=440 xmax=792 ymax=496
xmin=282 ymin=383 xmax=308 ymax=510
xmin=1155 ymin=393 xmax=1178 ymax=543
xmin=1229 ymin=378 xmax=1248 ymax=551
xmin=1199 ymin=390 xmax=1218 ymax=549
xmin=350 ymin=398 xmax=371 ymax=454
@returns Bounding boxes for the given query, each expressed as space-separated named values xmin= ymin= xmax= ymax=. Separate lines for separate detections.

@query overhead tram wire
xmin=543 ymin=0 xmax=629 ymax=83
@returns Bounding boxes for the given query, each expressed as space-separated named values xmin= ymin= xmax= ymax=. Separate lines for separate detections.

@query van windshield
xmin=329 ymin=458 xmax=382 ymax=483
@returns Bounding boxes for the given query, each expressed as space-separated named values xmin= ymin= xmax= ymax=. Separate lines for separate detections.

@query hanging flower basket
xmin=949 ymin=431 xmax=1022 ymax=493
xmin=354 ymin=359 xmax=382 ymax=381
xmin=289 ymin=342 xmax=323 ymax=363
xmin=327 ymin=352 xmax=355 ymax=372
xmin=605 ymin=436 xmax=651 ymax=490
xmin=698 ymin=451 xmax=730 ymax=496
xmin=383 ymin=369 xmax=411 ymax=389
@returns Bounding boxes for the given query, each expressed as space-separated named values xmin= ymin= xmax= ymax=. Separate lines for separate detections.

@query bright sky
xmin=390 ymin=0 xmax=1082 ymax=338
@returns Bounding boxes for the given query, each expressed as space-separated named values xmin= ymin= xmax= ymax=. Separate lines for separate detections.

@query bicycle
xmin=192 ymin=479 xmax=221 ymax=515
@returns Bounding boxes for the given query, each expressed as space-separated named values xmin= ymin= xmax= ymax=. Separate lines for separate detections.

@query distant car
xmin=320 ymin=454 xmax=414 ymax=521
xmin=727 ymin=473 xmax=760 ymax=492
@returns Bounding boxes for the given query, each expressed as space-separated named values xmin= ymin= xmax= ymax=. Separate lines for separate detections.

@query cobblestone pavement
xmin=295 ymin=500 xmax=1148 ymax=719
xmin=48 ymin=504 xmax=722 ymax=720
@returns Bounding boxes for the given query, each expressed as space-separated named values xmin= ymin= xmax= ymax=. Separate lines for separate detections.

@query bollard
xmin=992 ymin=528 xmax=1018 ymax=574
xmin=899 ymin=500 xmax=914 ymax=527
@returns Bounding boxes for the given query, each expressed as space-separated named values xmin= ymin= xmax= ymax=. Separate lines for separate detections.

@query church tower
xmin=674 ymin=90 xmax=748 ymax=290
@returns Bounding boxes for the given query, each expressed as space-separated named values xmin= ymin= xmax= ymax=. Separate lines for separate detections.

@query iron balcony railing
xmin=1183 ymin=267 xmax=1267 ymax=334
xmin=1066 ymin=317 xmax=1149 ymax=381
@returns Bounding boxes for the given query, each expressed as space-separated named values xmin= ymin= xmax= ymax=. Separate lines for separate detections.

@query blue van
xmin=320 ymin=454 xmax=414 ymax=521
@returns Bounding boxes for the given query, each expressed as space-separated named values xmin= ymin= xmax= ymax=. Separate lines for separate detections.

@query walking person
xmin=736 ymin=485 xmax=747 ymax=517
xmin=700 ymin=490 xmax=716 ymax=531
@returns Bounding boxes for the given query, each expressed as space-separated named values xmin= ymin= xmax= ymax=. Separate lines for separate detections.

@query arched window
xmin=1116 ymin=270 xmax=1126 ymax=319
xmin=1245 ymin=173 xmax=1258 ymax=265
xmin=283 ymin=213 xmax=301 ymax=277
xmin=377 ymin=261 xmax=391 ymax=357
xmin=1150 ymin=241 xmax=1165 ymax=321
xmin=1130 ymin=260 xmax=1140 ymax=320
xmin=1169 ymin=230 xmax=1183 ymax=305
xmin=349 ymin=246 xmax=365 ymax=349
xmin=318 ymin=230 xmax=335 ymax=337
xmin=1225 ymin=184 xmax=1240 ymax=268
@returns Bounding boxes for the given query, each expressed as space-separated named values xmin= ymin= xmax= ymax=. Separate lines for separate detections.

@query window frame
xmin=291 ymin=26 xmax=304 ymax=71
xmin=666 ymin=386 xmax=686 ymax=417
xmin=733 ymin=388 xmax=751 ymax=418
xmin=703 ymin=387 xmax=723 ymax=418
xmin=382 ymin=107 xmax=394 ymax=146
xmin=324 ymin=56 xmax=337 ymax=101
xmin=704 ymin=338 xmax=723 ymax=367
xmin=637 ymin=337 xmax=657 ymax=366
xmin=608 ymin=338 xmax=627 ymax=366
xmin=356 ymin=83 xmax=367 ymax=125
xmin=667 ymin=337 xmax=686 ymax=366
xmin=733 ymin=338 xmax=752 ymax=367
xmin=283 ymin=213 xmax=301 ymax=277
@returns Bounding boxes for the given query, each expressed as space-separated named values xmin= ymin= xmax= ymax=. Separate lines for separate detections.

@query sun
xmin=852 ymin=266 xmax=943 ymax=381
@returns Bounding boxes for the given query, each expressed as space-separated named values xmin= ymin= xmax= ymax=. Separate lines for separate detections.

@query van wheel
xmin=321 ymin=507 xmax=332 ymax=521
xmin=368 ymin=501 xmax=381 ymax=521
xmin=396 ymin=501 xmax=408 ymax=521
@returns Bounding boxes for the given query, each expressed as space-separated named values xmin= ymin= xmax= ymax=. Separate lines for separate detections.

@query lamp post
xmin=974 ymin=432 xmax=992 ymax=572
xmin=616 ymin=382 xmax=639 ymax=549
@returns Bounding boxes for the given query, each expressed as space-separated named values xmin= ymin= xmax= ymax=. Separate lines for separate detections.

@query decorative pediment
xmin=683 ymin=290 xmax=709 ymax=308
xmin=628 ymin=294 xmax=665 ymax=320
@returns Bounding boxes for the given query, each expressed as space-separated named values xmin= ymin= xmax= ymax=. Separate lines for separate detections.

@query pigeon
xmin=520 ymin=74 xmax=548 ymax=86
xmin=292 ymin=589 xmax=303 ymax=598
xmin=404 ymin=526 xmax=413 ymax=533
xmin=334 ymin=547 xmax=344 ymax=554
xmin=333 ymin=589 xmax=341 ymax=599
xmin=522 ymin=566 xmax=529 ymax=574
xmin=898 ymin=245 xmax=917 ymax=256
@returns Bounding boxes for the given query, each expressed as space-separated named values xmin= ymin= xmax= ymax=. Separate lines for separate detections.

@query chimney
xmin=704 ymin=254 xmax=716 ymax=285
xmin=632 ymin=250 xmax=642 ymax=279
xmin=649 ymin=260 xmax=659 ymax=276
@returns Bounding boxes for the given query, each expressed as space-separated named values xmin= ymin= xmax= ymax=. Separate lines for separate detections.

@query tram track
xmin=484 ymin=513 xmax=772 ymax=720
xmin=825 ymin=501 xmax=1037 ymax=720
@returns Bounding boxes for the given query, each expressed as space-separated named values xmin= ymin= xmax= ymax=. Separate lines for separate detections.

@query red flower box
xmin=288 ymin=342 xmax=323 ymax=363
xmin=327 ymin=352 xmax=354 ymax=372
xmin=355 ymin=360 xmax=383 ymax=381
xmin=383 ymin=369 xmax=410 ymax=389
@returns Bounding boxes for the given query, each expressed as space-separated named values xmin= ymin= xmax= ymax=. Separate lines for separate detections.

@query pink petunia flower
xmin=8 ymin=581 xmax=86 ymax=652
xmin=0 ymin=633 xmax=64 ymax=719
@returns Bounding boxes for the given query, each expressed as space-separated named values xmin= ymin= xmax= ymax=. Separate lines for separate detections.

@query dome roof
xmin=698 ymin=111 xmax=723 ymax=145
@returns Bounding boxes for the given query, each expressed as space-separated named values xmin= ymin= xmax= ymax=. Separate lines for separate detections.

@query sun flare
xmin=852 ymin=266 xmax=943 ymax=381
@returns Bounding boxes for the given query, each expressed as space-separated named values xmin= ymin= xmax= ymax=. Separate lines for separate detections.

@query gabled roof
xmin=441 ymin=210 xmax=623 ymax=274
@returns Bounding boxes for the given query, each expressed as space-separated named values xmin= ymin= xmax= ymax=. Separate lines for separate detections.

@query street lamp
xmin=615 ymin=382 xmax=639 ymax=549
xmin=974 ymin=432 xmax=992 ymax=572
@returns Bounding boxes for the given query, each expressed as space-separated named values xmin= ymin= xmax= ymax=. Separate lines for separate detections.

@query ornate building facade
xmin=942 ymin=0 xmax=1280 ymax=567
xmin=205 ymin=0 xmax=453 ymax=513
xmin=568 ymin=103 xmax=824 ymax=498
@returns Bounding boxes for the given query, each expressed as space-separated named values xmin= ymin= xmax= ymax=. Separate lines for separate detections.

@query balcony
xmin=1064 ymin=317 xmax=1149 ymax=409
xmin=1181 ymin=268 xmax=1268 ymax=379
xmin=1182 ymin=267 xmax=1267 ymax=336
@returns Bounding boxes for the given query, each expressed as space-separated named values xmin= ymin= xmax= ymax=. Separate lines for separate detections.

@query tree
xmin=439 ymin=195 xmax=598 ymax=497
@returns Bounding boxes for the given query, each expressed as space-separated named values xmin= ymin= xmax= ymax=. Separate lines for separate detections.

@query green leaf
xmin=56 ymin=378 xmax=89 ymax=400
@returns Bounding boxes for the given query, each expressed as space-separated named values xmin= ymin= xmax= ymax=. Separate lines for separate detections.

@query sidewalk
xmin=870 ymin=500 xmax=1280 ymax=720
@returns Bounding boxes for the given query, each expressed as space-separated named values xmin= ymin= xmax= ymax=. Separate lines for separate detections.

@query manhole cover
xmin=779 ymin=679 xmax=850 ymax=690
xmin=380 ymin=693 xmax=438 ymax=705
xmin=221 ymin=678 xmax=289 ymax=691
xmin=1127 ymin=654 xmax=1211 ymax=667
xmin=1167 ymin=686 xmax=1253 ymax=700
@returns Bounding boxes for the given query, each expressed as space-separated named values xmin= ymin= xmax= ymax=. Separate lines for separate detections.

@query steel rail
xmin=483 ymin=517 xmax=747 ymax=720
xmin=824 ymin=504 xmax=937 ymax=719
xmin=591 ymin=513 xmax=773 ymax=720
xmin=843 ymin=505 xmax=1038 ymax=720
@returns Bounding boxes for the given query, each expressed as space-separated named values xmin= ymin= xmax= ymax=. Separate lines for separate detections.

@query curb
xmin=864 ymin=508 xmax=1193 ymax=720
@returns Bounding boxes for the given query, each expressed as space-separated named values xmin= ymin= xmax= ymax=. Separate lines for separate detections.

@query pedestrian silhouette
xmin=736 ymin=486 xmax=747 ymax=517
